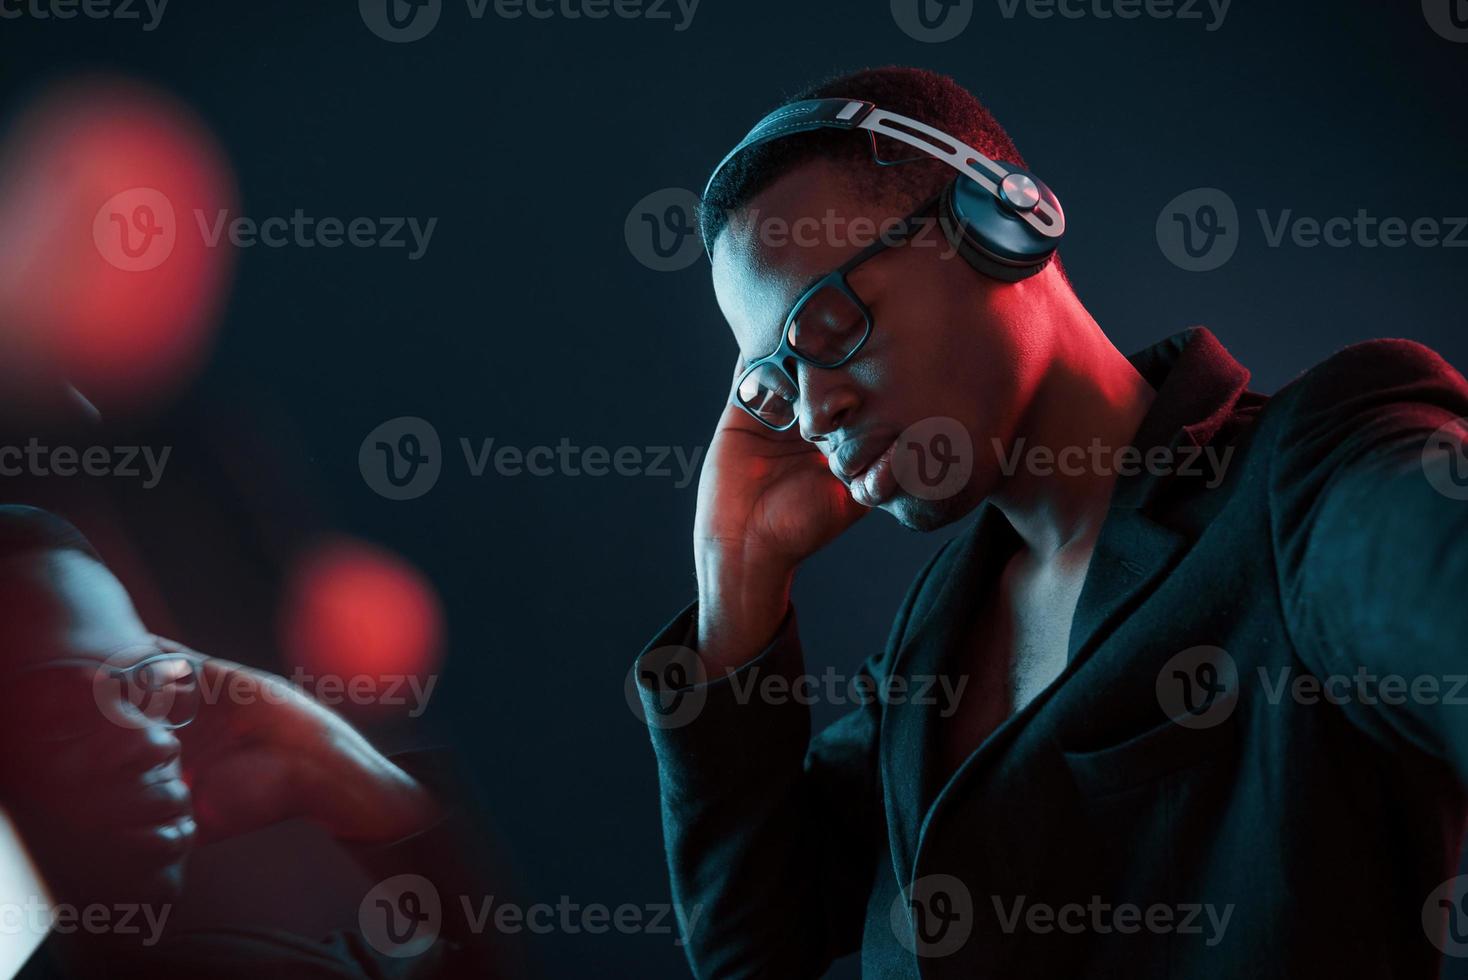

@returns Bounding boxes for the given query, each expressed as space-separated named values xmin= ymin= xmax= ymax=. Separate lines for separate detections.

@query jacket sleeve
xmin=634 ymin=544 xmax=955 ymax=980
xmin=1272 ymin=340 xmax=1468 ymax=779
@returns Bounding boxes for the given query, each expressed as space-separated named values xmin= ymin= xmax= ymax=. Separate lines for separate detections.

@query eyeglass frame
xmin=14 ymin=646 xmax=205 ymax=740
xmin=731 ymin=191 xmax=947 ymax=432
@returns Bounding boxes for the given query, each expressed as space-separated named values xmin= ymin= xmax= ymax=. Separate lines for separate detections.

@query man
xmin=0 ymin=505 xmax=515 ymax=978
xmin=633 ymin=66 xmax=1468 ymax=977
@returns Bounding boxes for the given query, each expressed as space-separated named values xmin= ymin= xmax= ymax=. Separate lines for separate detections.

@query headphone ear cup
xmin=941 ymin=167 xmax=1061 ymax=283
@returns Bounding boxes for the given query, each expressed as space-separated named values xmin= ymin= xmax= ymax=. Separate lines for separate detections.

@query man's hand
xmin=177 ymin=653 xmax=440 ymax=845
xmin=692 ymin=361 xmax=868 ymax=669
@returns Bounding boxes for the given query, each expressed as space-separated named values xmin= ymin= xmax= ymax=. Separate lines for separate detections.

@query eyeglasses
xmin=11 ymin=642 xmax=203 ymax=742
xmin=732 ymin=193 xmax=944 ymax=431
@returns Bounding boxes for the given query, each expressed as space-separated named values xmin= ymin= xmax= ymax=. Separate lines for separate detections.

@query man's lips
xmin=828 ymin=433 xmax=902 ymax=507
xmin=829 ymin=432 xmax=897 ymax=485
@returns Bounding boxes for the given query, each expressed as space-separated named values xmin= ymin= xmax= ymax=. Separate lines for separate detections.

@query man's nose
xmin=795 ymin=361 xmax=860 ymax=442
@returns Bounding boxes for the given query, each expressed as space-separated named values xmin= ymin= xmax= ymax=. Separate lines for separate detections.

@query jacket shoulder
xmin=1274 ymin=338 xmax=1467 ymax=409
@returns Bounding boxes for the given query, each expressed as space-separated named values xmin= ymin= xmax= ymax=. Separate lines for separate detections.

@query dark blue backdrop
xmin=1 ymin=1 xmax=1464 ymax=975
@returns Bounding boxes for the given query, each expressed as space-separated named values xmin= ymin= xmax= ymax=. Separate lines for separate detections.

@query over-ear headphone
xmin=703 ymin=98 xmax=1065 ymax=282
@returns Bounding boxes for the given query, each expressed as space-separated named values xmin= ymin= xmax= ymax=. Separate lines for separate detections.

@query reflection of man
xmin=0 ymin=505 xmax=511 ymax=978
xmin=634 ymin=66 xmax=1468 ymax=977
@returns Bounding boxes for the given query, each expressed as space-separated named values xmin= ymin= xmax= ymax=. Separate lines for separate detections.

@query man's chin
xmin=878 ymin=492 xmax=974 ymax=532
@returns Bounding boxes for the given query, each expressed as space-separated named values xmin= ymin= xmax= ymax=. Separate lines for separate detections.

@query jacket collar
xmin=1112 ymin=325 xmax=1254 ymax=509
xmin=1066 ymin=326 xmax=1252 ymax=657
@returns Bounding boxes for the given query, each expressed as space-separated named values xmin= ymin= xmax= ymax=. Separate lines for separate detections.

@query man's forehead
xmin=710 ymin=226 xmax=809 ymax=359
xmin=0 ymin=550 xmax=149 ymax=670
xmin=710 ymin=163 xmax=889 ymax=357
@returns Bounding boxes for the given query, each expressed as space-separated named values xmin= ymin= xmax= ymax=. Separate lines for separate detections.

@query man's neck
xmin=988 ymin=290 xmax=1156 ymax=564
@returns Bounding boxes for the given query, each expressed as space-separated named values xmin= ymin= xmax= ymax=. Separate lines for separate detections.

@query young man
xmin=0 ymin=505 xmax=513 ymax=978
xmin=633 ymin=66 xmax=1468 ymax=977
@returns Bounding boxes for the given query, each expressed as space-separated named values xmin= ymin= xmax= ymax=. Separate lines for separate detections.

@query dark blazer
xmin=635 ymin=327 xmax=1468 ymax=979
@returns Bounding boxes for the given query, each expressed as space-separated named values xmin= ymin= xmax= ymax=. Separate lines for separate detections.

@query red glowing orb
xmin=0 ymin=75 xmax=236 ymax=411
xmin=279 ymin=539 xmax=445 ymax=719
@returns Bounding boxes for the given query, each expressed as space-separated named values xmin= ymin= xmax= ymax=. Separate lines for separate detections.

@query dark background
xmin=1 ymin=1 xmax=1465 ymax=976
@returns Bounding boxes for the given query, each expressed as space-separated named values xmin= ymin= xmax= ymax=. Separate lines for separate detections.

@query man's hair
xmin=0 ymin=506 xmax=100 ymax=564
xmin=699 ymin=66 xmax=1032 ymax=254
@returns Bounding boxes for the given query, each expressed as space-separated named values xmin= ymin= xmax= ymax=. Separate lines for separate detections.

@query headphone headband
xmin=703 ymin=97 xmax=1065 ymax=253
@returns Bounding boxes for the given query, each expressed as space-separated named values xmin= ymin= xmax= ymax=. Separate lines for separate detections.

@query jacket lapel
xmin=882 ymin=327 xmax=1254 ymax=889
xmin=1063 ymin=445 xmax=1194 ymax=668
xmin=879 ymin=501 xmax=1019 ymax=891
xmin=1067 ymin=327 xmax=1253 ymax=667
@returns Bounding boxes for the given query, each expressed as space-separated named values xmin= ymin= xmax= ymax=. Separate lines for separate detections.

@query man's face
xmin=711 ymin=160 xmax=1049 ymax=531
xmin=0 ymin=550 xmax=195 ymax=907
